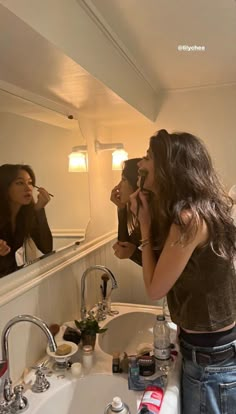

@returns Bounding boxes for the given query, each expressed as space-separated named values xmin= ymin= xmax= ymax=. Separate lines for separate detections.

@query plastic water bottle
xmin=153 ymin=315 xmax=171 ymax=368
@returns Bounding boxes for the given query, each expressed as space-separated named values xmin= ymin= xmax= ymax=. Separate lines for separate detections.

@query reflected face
xmin=138 ymin=149 xmax=155 ymax=192
xmin=8 ymin=169 xmax=34 ymax=206
xmin=117 ymin=174 xmax=134 ymax=204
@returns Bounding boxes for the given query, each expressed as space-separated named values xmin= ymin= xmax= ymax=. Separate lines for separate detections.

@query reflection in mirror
xmin=0 ymin=89 xmax=90 ymax=277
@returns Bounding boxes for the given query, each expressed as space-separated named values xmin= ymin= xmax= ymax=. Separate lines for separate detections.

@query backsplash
xmin=0 ymin=239 xmax=158 ymax=383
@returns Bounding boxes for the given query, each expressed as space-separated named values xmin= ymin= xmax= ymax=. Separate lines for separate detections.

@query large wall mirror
xmin=0 ymin=88 xmax=90 ymax=278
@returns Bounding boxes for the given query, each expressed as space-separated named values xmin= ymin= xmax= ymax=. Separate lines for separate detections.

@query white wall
xmin=0 ymin=112 xmax=90 ymax=236
xmin=111 ymin=84 xmax=236 ymax=190
xmin=83 ymin=84 xmax=236 ymax=246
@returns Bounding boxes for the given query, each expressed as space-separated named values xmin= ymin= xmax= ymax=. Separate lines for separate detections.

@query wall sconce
xmin=95 ymin=139 xmax=128 ymax=170
xmin=68 ymin=145 xmax=88 ymax=172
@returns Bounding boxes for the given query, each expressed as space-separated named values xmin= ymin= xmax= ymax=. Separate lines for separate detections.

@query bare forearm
xmin=141 ymin=242 xmax=157 ymax=298
xmin=31 ymin=209 xmax=53 ymax=253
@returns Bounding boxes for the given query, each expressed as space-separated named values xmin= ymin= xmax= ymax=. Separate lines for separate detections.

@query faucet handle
xmin=0 ymin=400 xmax=10 ymax=414
xmin=96 ymin=302 xmax=107 ymax=321
xmin=3 ymin=379 xmax=13 ymax=403
xmin=0 ymin=400 xmax=11 ymax=414
xmin=31 ymin=366 xmax=50 ymax=393
xmin=11 ymin=385 xmax=28 ymax=413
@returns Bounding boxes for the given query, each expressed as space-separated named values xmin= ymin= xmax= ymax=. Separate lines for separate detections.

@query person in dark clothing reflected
xmin=0 ymin=164 xmax=52 ymax=277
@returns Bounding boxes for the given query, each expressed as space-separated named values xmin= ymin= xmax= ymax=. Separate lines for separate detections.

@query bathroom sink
xmin=98 ymin=311 xmax=156 ymax=355
xmin=30 ymin=374 xmax=138 ymax=414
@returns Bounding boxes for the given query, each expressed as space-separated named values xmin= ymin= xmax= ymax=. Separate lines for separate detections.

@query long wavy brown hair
xmin=122 ymin=158 xmax=141 ymax=234
xmin=149 ymin=129 xmax=236 ymax=259
xmin=0 ymin=164 xmax=36 ymax=237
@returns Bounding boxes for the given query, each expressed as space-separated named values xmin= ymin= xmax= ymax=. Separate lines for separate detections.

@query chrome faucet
xmin=80 ymin=265 xmax=118 ymax=320
xmin=0 ymin=315 xmax=57 ymax=413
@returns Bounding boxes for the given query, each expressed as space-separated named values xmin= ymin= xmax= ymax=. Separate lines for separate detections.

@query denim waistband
xmin=180 ymin=336 xmax=236 ymax=366
xmin=179 ymin=324 xmax=236 ymax=347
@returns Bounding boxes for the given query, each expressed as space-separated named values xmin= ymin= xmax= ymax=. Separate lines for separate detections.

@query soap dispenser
xmin=104 ymin=396 xmax=130 ymax=414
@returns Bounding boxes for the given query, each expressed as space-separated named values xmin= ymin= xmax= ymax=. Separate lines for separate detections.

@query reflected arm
xmin=117 ymin=207 xmax=129 ymax=241
xmin=30 ymin=208 xmax=53 ymax=253
xmin=117 ymin=207 xmax=142 ymax=266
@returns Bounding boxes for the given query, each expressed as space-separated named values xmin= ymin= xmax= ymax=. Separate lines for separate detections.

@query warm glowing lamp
xmin=112 ymin=149 xmax=128 ymax=170
xmin=68 ymin=146 xmax=87 ymax=172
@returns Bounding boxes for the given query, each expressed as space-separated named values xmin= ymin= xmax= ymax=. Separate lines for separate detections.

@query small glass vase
xmin=81 ymin=333 xmax=96 ymax=350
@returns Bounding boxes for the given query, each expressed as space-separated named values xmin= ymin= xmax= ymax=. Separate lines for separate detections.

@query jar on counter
xmin=82 ymin=345 xmax=94 ymax=370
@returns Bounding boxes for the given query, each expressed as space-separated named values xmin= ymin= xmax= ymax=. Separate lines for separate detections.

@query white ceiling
xmin=90 ymin=0 xmax=236 ymax=90
xmin=0 ymin=3 xmax=145 ymax=126
xmin=0 ymin=0 xmax=235 ymax=124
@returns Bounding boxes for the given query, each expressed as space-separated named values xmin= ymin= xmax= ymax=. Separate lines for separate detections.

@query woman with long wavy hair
xmin=130 ymin=129 xmax=236 ymax=414
xmin=110 ymin=158 xmax=142 ymax=266
xmin=0 ymin=164 xmax=52 ymax=277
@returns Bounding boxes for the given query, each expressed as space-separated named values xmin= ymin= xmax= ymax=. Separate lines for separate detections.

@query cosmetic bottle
xmin=112 ymin=352 xmax=120 ymax=373
xmin=104 ymin=396 xmax=130 ymax=414
xmin=82 ymin=345 xmax=93 ymax=371
xmin=138 ymin=386 xmax=164 ymax=414
xmin=128 ymin=355 xmax=139 ymax=378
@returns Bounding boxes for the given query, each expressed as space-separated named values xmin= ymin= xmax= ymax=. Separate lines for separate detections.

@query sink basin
xmin=30 ymin=374 xmax=138 ymax=414
xmin=98 ymin=311 xmax=156 ymax=355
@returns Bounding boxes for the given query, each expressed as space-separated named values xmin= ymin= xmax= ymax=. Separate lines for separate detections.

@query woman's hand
xmin=130 ymin=189 xmax=152 ymax=237
xmin=110 ymin=185 xmax=126 ymax=209
xmin=0 ymin=239 xmax=11 ymax=256
xmin=34 ymin=187 xmax=51 ymax=210
xmin=112 ymin=241 xmax=136 ymax=259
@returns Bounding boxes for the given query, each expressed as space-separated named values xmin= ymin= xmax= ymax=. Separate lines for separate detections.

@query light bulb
xmin=68 ymin=152 xmax=87 ymax=172
xmin=112 ymin=149 xmax=128 ymax=170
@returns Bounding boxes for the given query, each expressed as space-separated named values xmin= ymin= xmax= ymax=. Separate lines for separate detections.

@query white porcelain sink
xmin=25 ymin=304 xmax=180 ymax=414
xmin=98 ymin=311 xmax=156 ymax=355
xmin=29 ymin=374 xmax=138 ymax=414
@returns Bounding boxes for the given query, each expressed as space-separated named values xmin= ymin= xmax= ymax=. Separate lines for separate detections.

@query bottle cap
xmin=71 ymin=362 xmax=82 ymax=377
xmin=112 ymin=352 xmax=120 ymax=358
xmin=112 ymin=397 xmax=123 ymax=410
xmin=83 ymin=345 xmax=93 ymax=354
xmin=139 ymin=405 xmax=150 ymax=413
xmin=156 ymin=315 xmax=165 ymax=321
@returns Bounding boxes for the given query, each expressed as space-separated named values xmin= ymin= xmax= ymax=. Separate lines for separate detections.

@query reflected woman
xmin=110 ymin=158 xmax=142 ymax=266
xmin=0 ymin=164 xmax=53 ymax=277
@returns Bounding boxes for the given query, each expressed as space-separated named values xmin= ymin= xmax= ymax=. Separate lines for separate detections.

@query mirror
xmin=0 ymin=88 xmax=90 ymax=276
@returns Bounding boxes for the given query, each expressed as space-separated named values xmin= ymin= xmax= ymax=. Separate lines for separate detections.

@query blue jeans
xmin=180 ymin=338 xmax=236 ymax=414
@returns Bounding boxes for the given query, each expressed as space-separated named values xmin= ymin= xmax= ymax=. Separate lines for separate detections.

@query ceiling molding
xmin=78 ymin=0 xmax=157 ymax=92
xmin=0 ymin=1 xmax=160 ymax=121
xmin=0 ymin=80 xmax=79 ymax=128
xmin=164 ymin=81 xmax=236 ymax=93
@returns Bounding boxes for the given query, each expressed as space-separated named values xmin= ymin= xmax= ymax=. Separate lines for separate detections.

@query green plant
xmin=74 ymin=314 xmax=107 ymax=336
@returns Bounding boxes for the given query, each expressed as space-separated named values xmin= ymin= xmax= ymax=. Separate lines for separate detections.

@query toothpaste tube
xmin=137 ymin=385 xmax=164 ymax=414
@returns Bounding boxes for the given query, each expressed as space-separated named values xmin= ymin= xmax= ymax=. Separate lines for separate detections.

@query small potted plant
xmin=74 ymin=313 xmax=107 ymax=349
